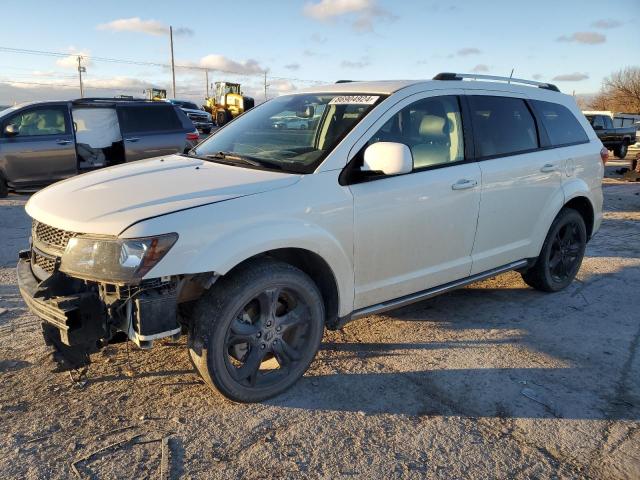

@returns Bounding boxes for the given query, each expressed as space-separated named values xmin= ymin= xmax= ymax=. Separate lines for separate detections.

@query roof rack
xmin=72 ymin=97 xmax=150 ymax=104
xmin=335 ymin=80 xmax=354 ymax=83
xmin=432 ymin=72 xmax=560 ymax=92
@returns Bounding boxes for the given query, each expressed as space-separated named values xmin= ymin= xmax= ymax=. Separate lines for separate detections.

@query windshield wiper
xmin=204 ymin=151 xmax=284 ymax=170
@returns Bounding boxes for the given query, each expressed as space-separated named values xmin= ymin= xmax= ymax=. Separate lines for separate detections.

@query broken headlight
xmin=60 ymin=233 xmax=178 ymax=284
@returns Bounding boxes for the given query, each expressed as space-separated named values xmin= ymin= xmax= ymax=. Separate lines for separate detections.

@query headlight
xmin=60 ymin=233 xmax=178 ymax=284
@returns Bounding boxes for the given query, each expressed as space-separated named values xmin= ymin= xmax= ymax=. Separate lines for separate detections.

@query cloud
xmin=303 ymin=49 xmax=319 ymax=57
xmin=56 ymin=48 xmax=93 ymax=69
xmin=532 ymin=73 xmax=543 ymax=80
xmin=303 ymin=0 xmax=396 ymax=32
xmin=551 ymin=72 xmax=589 ymax=82
xmin=471 ymin=64 xmax=489 ymax=72
xmin=270 ymin=79 xmax=298 ymax=94
xmin=591 ymin=19 xmax=622 ymax=29
xmin=340 ymin=57 xmax=371 ymax=68
xmin=199 ymin=55 xmax=265 ymax=75
xmin=556 ymin=31 xmax=606 ymax=44
xmin=97 ymin=17 xmax=193 ymax=36
xmin=457 ymin=47 xmax=481 ymax=56
xmin=284 ymin=63 xmax=300 ymax=71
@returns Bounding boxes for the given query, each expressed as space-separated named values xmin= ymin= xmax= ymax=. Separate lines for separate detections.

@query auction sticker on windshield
xmin=329 ymin=95 xmax=380 ymax=105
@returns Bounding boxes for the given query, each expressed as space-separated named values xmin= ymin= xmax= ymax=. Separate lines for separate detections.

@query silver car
xmin=0 ymin=98 xmax=199 ymax=197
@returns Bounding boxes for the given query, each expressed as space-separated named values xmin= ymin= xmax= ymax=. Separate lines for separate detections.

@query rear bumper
xmin=17 ymin=254 xmax=107 ymax=346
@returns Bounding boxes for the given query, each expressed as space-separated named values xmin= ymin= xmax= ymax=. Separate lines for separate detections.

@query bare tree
xmin=589 ymin=67 xmax=640 ymax=113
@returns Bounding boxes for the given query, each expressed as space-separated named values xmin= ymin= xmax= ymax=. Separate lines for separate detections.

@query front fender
xmin=185 ymin=219 xmax=354 ymax=315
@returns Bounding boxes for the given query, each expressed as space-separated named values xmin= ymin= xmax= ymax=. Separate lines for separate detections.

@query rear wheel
xmin=188 ymin=259 xmax=325 ymax=402
xmin=521 ymin=208 xmax=587 ymax=292
xmin=614 ymin=141 xmax=629 ymax=159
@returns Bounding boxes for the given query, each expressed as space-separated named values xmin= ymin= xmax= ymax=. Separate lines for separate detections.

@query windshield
xmin=171 ymin=100 xmax=200 ymax=110
xmin=192 ymin=93 xmax=384 ymax=173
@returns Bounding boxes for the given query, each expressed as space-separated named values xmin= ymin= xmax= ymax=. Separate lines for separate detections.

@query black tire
xmin=188 ymin=258 xmax=325 ymax=402
xmin=0 ymin=174 xmax=7 ymax=198
xmin=614 ymin=141 xmax=629 ymax=159
xmin=215 ymin=110 xmax=228 ymax=127
xmin=202 ymin=128 xmax=211 ymax=135
xmin=521 ymin=208 xmax=587 ymax=292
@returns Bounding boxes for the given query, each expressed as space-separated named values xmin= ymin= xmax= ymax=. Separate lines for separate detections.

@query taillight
xmin=600 ymin=147 xmax=609 ymax=165
xmin=186 ymin=131 xmax=199 ymax=141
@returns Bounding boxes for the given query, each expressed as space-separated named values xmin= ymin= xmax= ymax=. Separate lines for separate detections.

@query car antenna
xmin=508 ymin=68 xmax=514 ymax=84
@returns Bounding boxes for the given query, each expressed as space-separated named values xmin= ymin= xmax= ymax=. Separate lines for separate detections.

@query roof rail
xmin=335 ymin=80 xmax=354 ymax=83
xmin=72 ymin=97 xmax=149 ymax=104
xmin=433 ymin=72 xmax=560 ymax=92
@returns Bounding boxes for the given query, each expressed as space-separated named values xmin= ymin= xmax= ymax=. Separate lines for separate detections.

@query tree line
xmin=584 ymin=67 xmax=640 ymax=113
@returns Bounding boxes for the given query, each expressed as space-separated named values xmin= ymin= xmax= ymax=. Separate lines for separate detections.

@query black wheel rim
xmin=223 ymin=286 xmax=311 ymax=388
xmin=549 ymin=221 xmax=583 ymax=283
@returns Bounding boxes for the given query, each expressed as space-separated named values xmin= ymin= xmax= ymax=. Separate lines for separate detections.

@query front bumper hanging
xmin=17 ymin=250 xmax=180 ymax=351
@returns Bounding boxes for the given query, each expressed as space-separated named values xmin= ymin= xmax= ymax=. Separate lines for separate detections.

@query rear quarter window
xmin=118 ymin=105 xmax=183 ymax=133
xmin=531 ymin=100 xmax=588 ymax=146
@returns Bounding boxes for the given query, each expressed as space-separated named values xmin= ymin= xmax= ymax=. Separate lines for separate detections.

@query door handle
xmin=540 ymin=163 xmax=558 ymax=173
xmin=451 ymin=179 xmax=478 ymax=190
xmin=55 ymin=139 xmax=72 ymax=145
xmin=125 ymin=137 xmax=140 ymax=142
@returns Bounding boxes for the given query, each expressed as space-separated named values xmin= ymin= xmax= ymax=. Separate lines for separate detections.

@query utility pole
xmin=205 ymin=70 xmax=209 ymax=98
xmin=263 ymin=71 xmax=269 ymax=101
xmin=77 ymin=56 xmax=86 ymax=98
xmin=169 ymin=26 xmax=176 ymax=99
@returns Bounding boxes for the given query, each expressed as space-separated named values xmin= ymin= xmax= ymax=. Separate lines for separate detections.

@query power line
xmin=0 ymin=46 xmax=331 ymax=84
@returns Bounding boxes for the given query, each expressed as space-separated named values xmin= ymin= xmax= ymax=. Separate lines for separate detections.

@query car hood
xmin=26 ymin=155 xmax=301 ymax=236
xmin=182 ymin=107 xmax=209 ymax=116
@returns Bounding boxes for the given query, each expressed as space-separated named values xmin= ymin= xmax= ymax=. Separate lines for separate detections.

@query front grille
xmin=187 ymin=113 xmax=209 ymax=122
xmin=33 ymin=221 xmax=79 ymax=251
xmin=33 ymin=250 xmax=56 ymax=275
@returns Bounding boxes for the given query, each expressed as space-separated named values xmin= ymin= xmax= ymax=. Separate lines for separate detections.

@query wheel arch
xmin=226 ymin=248 xmax=341 ymax=328
xmin=563 ymin=195 xmax=595 ymax=239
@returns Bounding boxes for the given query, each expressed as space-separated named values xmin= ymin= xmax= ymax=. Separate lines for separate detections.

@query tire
xmin=215 ymin=111 xmax=228 ymax=127
xmin=188 ymin=258 xmax=325 ymax=402
xmin=614 ymin=141 xmax=629 ymax=159
xmin=0 ymin=175 xmax=7 ymax=198
xmin=202 ymin=128 xmax=211 ymax=135
xmin=521 ymin=208 xmax=587 ymax=292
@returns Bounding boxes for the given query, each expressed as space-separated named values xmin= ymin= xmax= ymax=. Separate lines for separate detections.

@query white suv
xmin=18 ymin=73 xmax=604 ymax=402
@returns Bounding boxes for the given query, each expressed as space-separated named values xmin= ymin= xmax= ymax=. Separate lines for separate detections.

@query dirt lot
xmin=1 ymin=159 xmax=639 ymax=479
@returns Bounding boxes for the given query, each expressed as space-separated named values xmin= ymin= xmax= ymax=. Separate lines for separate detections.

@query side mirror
xmin=362 ymin=142 xmax=413 ymax=176
xmin=4 ymin=124 xmax=18 ymax=136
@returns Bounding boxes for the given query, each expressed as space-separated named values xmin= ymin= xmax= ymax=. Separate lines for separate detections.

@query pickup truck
xmin=584 ymin=113 xmax=637 ymax=159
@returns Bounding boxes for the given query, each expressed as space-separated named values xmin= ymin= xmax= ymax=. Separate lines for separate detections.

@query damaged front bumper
xmin=17 ymin=250 xmax=181 ymax=353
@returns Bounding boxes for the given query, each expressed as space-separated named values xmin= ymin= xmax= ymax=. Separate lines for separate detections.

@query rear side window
xmin=118 ymin=105 xmax=182 ymax=133
xmin=468 ymin=96 xmax=538 ymax=158
xmin=531 ymin=100 xmax=588 ymax=146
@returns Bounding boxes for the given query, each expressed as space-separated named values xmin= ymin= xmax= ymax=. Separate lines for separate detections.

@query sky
xmin=0 ymin=0 xmax=638 ymax=105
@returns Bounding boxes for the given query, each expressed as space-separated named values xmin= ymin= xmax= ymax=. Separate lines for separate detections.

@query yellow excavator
xmin=204 ymin=82 xmax=255 ymax=126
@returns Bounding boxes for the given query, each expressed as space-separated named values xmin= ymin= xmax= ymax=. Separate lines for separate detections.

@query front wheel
xmin=614 ymin=142 xmax=628 ymax=159
xmin=188 ymin=259 xmax=325 ymax=402
xmin=521 ymin=208 xmax=587 ymax=292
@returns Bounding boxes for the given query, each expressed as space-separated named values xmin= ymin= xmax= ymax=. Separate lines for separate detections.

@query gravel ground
xmin=0 ymin=159 xmax=639 ymax=479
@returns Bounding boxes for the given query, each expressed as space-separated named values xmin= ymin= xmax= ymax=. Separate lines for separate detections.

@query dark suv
xmin=0 ymin=98 xmax=199 ymax=197
xmin=167 ymin=99 xmax=214 ymax=134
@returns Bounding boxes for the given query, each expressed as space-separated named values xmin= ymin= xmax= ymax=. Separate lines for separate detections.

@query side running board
xmin=349 ymin=259 xmax=529 ymax=321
